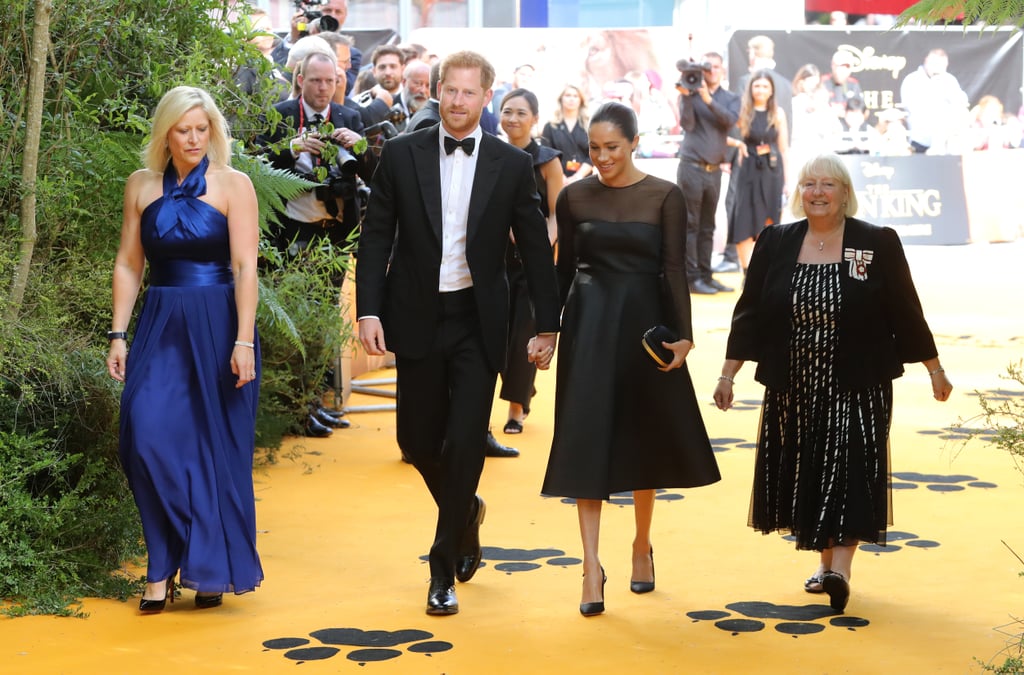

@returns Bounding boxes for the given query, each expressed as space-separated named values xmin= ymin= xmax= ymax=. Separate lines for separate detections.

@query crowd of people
xmin=106 ymin=2 xmax=958 ymax=621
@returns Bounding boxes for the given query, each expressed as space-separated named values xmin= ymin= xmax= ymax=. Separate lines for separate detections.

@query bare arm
xmin=106 ymin=171 xmax=149 ymax=382
xmin=226 ymin=169 xmax=260 ymax=388
xmin=541 ymin=158 xmax=564 ymax=244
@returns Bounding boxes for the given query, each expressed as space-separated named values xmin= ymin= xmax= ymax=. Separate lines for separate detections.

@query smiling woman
xmin=714 ymin=152 xmax=953 ymax=614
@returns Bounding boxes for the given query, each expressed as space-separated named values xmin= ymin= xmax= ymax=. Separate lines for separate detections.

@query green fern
xmin=231 ymin=146 xmax=317 ymax=234
xmin=899 ymin=0 xmax=1024 ymax=29
xmin=256 ymin=276 xmax=305 ymax=358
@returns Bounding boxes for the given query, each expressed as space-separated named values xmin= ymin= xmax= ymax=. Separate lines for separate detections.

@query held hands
xmin=659 ymin=338 xmax=694 ymax=373
xmin=359 ymin=317 xmax=388 ymax=356
xmin=527 ymin=334 xmax=557 ymax=370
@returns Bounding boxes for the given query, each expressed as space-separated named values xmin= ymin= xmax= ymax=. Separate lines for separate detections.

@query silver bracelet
xmin=718 ymin=375 xmax=734 ymax=384
xmin=234 ymin=340 xmax=255 ymax=349
xmin=928 ymin=367 xmax=944 ymax=376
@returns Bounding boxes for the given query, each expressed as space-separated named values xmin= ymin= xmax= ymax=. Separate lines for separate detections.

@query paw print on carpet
xmin=263 ymin=628 xmax=452 ymax=665
xmin=709 ymin=436 xmax=758 ymax=453
xmin=890 ymin=471 xmax=997 ymax=491
xmin=419 ymin=547 xmax=582 ymax=574
xmin=781 ymin=530 xmax=941 ymax=553
xmin=688 ymin=601 xmax=870 ymax=636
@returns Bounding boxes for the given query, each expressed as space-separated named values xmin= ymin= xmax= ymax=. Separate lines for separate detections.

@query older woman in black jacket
xmin=713 ymin=153 xmax=953 ymax=612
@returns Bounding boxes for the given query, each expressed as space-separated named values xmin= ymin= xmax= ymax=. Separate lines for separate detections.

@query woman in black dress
xmin=713 ymin=153 xmax=953 ymax=612
xmin=498 ymin=88 xmax=563 ymax=434
xmin=541 ymin=84 xmax=594 ymax=183
xmin=542 ymin=102 xmax=720 ymax=616
xmin=728 ymin=70 xmax=789 ymax=272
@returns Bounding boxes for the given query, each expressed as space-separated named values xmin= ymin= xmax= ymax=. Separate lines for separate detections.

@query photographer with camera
xmin=273 ymin=0 xmax=362 ymax=94
xmin=259 ymin=51 xmax=371 ymax=258
xmin=675 ymin=50 xmax=740 ymax=296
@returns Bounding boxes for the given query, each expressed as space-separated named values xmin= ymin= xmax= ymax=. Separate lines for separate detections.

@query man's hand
xmin=358 ymin=317 xmax=387 ymax=356
xmin=527 ymin=334 xmax=557 ymax=370
xmin=328 ymin=127 xmax=362 ymax=149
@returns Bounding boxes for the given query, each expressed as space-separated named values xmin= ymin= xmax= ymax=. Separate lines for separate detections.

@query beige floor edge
xmin=3 ymin=241 xmax=1023 ymax=674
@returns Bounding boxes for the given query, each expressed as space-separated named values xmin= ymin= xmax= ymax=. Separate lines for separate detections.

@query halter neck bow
xmin=154 ymin=156 xmax=210 ymax=239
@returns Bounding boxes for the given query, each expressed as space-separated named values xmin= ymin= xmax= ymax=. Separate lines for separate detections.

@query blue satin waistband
xmin=149 ymin=260 xmax=234 ymax=287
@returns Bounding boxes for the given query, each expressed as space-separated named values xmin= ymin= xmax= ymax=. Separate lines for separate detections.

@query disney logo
xmin=835 ymin=45 xmax=908 ymax=79
xmin=861 ymin=162 xmax=895 ymax=180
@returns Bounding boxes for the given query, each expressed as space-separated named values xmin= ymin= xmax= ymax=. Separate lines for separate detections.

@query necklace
xmin=813 ymin=222 xmax=844 ymax=251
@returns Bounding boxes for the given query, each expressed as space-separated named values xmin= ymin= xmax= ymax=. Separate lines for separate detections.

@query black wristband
xmin=106 ymin=331 xmax=128 ymax=341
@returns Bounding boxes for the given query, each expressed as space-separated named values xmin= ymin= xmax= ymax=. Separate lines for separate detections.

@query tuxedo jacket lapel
xmin=467 ymin=135 xmax=501 ymax=244
xmin=410 ymin=129 xmax=444 ymax=242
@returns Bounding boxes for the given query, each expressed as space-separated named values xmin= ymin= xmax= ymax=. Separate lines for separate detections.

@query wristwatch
xmin=106 ymin=331 xmax=128 ymax=341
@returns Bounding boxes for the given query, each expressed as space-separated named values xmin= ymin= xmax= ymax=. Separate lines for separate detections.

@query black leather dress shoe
xmin=313 ymin=407 xmax=351 ymax=429
xmin=485 ymin=431 xmax=519 ymax=458
xmin=707 ymin=277 xmax=734 ymax=293
xmin=426 ymin=578 xmax=459 ymax=615
xmin=304 ymin=414 xmax=333 ymax=438
xmin=689 ymin=279 xmax=718 ymax=295
xmin=456 ymin=496 xmax=486 ymax=583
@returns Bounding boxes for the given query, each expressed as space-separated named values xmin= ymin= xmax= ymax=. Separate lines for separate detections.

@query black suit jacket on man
xmin=726 ymin=217 xmax=937 ymax=390
xmin=406 ymin=100 xmax=440 ymax=133
xmin=356 ymin=126 xmax=560 ymax=372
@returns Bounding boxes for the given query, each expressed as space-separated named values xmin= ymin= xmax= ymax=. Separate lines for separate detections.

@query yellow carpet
xmin=3 ymin=241 xmax=1023 ymax=674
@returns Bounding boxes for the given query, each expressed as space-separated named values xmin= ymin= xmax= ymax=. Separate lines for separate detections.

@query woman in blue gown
xmin=106 ymin=86 xmax=263 ymax=612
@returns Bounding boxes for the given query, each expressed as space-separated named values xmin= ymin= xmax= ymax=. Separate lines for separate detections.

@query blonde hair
xmin=551 ymin=83 xmax=589 ymax=128
xmin=143 ymin=86 xmax=231 ymax=172
xmin=788 ymin=154 xmax=859 ymax=217
xmin=439 ymin=50 xmax=496 ymax=91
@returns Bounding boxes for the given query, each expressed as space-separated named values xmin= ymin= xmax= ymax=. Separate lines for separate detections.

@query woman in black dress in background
xmin=714 ymin=154 xmax=952 ymax=612
xmin=728 ymin=70 xmax=789 ymax=272
xmin=541 ymin=84 xmax=594 ymax=183
xmin=498 ymin=88 xmax=563 ymax=434
xmin=542 ymin=102 xmax=720 ymax=617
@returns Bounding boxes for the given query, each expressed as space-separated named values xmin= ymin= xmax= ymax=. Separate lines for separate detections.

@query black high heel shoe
xmin=195 ymin=592 xmax=224 ymax=609
xmin=630 ymin=547 xmax=655 ymax=594
xmin=579 ymin=566 xmax=607 ymax=617
xmin=139 ymin=577 xmax=175 ymax=613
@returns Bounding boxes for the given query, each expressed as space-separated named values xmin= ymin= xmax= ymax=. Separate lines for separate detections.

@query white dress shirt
xmin=287 ymin=100 xmax=336 ymax=224
xmin=437 ymin=125 xmax=483 ymax=292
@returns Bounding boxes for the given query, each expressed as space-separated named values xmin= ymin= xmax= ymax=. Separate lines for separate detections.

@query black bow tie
xmin=444 ymin=135 xmax=476 ymax=156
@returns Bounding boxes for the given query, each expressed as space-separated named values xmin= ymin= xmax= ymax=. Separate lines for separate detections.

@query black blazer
xmin=259 ymin=98 xmax=365 ymax=173
xmin=355 ymin=127 xmax=560 ymax=371
xmin=541 ymin=120 xmax=589 ymax=176
xmin=726 ymin=217 xmax=938 ymax=390
xmin=257 ymin=98 xmax=371 ymax=237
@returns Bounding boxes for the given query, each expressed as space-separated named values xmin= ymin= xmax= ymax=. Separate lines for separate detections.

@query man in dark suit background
xmin=356 ymin=50 xmax=560 ymax=616
xmin=258 ymin=51 xmax=370 ymax=255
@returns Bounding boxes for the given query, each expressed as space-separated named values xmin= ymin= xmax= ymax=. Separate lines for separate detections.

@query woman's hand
xmin=107 ymin=341 xmax=128 ymax=382
xmin=931 ymin=370 xmax=953 ymax=402
xmin=658 ymin=338 xmax=694 ymax=372
xmin=713 ymin=377 xmax=734 ymax=411
xmin=231 ymin=344 xmax=257 ymax=389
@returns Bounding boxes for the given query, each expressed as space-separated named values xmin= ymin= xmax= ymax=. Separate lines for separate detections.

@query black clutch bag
xmin=641 ymin=325 xmax=677 ymax=368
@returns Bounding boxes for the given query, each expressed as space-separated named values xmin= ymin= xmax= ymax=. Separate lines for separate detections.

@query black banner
xmin=839 ymin=154 xmax=969 ymax=244
xmin=728 ymin=27 xmax=1023 ymax=115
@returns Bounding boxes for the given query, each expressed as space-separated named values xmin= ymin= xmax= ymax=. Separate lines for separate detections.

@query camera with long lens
xmin=314 ymin=141 xmax=358 ymax=202
xmin=675 ymin=58 xmax=711 ymax=94
xmin=293 ymin=0 xmax=339 ymax=36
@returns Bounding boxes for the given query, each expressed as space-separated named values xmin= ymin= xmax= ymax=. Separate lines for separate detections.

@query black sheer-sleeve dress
xmin=541 ymin=175 xmax=721 ymax=499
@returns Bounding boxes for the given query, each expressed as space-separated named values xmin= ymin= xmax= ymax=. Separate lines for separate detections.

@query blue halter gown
xmin=119 ymin=157 xmax=263 ymax=594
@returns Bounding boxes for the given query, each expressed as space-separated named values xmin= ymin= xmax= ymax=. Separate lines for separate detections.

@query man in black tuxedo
xmin=356 ymin=50 xmax=560 ymax=616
